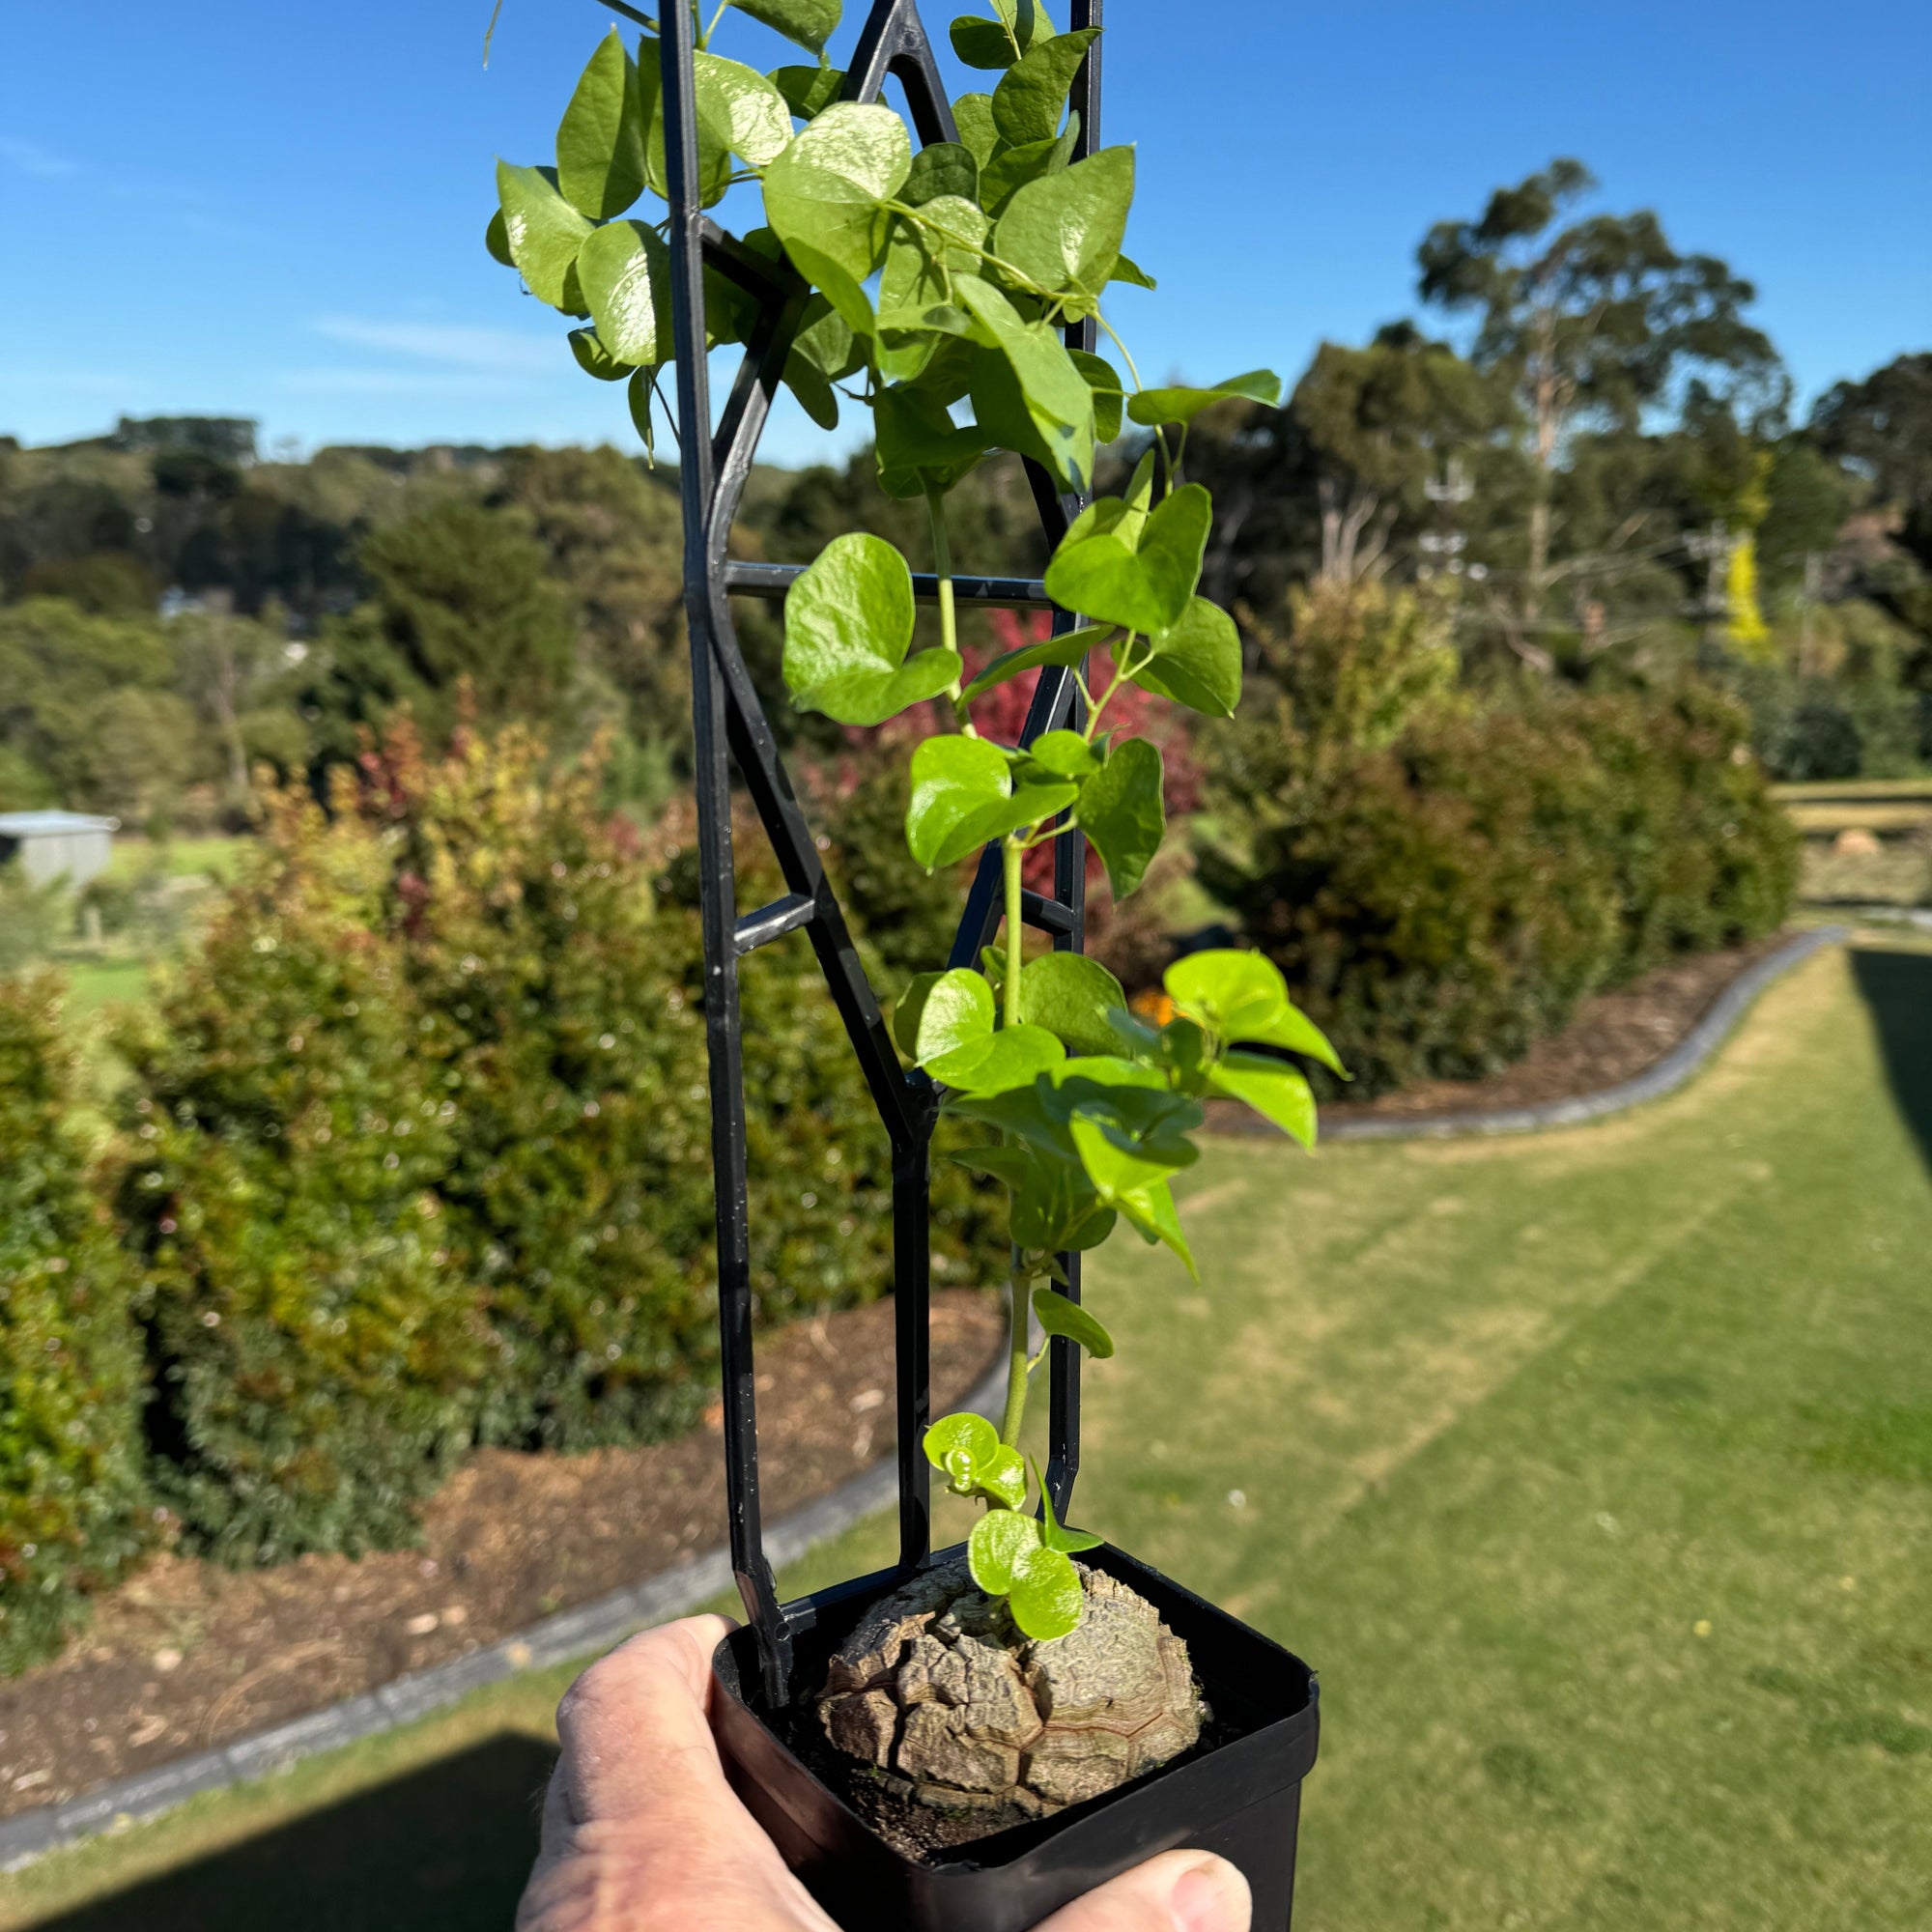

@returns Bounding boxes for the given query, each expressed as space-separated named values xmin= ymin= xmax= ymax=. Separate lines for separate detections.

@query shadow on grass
xmin=1850 ymin=949 xmax=1932 ymax=1176
xmin=27 ymin=1734 xmax=553 ymax=1932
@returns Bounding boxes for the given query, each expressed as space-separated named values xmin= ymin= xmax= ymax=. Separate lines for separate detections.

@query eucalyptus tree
xmin=1417 ymin=158 xmax=1781 ymax=646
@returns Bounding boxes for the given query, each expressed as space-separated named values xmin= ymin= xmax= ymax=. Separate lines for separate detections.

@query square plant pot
xmin=709 ymin=1542 xmax=1319 ymax=1932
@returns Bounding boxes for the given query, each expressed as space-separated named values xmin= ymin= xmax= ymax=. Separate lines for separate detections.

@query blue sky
xmin=2 ymin=0 xmax=1926 ymax=467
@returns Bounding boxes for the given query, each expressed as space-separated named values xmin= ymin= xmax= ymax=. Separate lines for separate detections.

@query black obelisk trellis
xmin=647 ymin=0 xmax=1105 ymax=1708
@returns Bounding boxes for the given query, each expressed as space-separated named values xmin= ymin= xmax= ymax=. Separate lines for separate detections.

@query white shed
xmin=0 ymin=811 xmax=121 ymax=890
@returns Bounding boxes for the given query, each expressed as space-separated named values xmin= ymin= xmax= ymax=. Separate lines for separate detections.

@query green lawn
xmin=7 ymin=938 xmax=1929 ymax=1931
xmin=100 ymin=836 xmax=251 ymax=885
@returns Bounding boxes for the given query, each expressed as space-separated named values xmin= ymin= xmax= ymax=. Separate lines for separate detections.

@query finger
xmin=1032 ymin=1849 xmax=1253 ymax=1932
xmin=554 ymin=1614 xmax=737 ymax=1827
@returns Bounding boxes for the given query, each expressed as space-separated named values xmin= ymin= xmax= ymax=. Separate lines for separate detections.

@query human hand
xmin=518 ymin=1614 xmax=1252 ymax=1932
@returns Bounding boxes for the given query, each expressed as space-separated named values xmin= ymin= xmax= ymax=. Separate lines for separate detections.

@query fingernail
xmin=1170 ymin=1855 xmax=1252 ymax=1932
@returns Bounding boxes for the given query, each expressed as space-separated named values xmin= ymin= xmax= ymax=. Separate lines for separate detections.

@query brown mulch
xmin=0 ymin=1290 xmax=1003 ymax=1822
xmin=1206 ymin=932 xmax=1796 ymax=1131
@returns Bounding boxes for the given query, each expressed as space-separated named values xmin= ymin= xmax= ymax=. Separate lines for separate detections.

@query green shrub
xmin=1202 ymin=684 xmax=1796 ymax=1094
xmin=0 ymin=974 xmax=148 ymax=1669
xmin=116 ymin=804 xmax=491 ymax=1563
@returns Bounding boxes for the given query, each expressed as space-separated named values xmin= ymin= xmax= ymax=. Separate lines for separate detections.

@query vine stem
xmin=999 ymin=834 xmax=1030 ymax=1449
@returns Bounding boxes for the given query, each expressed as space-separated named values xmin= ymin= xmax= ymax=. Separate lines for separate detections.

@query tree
xmin=1418 ymin=159 xmax=1781 ymax=652
xmin=1810 ymin=354 xmax=1932 ymax=568
xmin=1289 ymin=323 xmax=1509 ymax=583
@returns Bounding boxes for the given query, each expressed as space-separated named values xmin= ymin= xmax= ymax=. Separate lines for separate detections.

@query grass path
xmin=6 ymin=940 xmax=1928 ymax=1930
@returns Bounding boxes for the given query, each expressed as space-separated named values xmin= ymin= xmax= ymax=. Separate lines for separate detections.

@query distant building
xmin=0 ymin=811 xmax=120 ymax=890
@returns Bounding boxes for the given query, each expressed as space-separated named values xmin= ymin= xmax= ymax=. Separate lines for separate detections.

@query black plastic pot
xmin=710 ymin=1543 xmax=1319 ymax=1932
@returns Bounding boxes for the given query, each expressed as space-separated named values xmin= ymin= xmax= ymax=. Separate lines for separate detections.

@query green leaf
xmin=874 ymin=385 xmax=989 ymax=498
xmin=992 ymin=147 xmax=1133 ymax=317
xmin=575 ymin=219 xmax=673 ymax=367
xmin=1074 ymin=736 xmax=1164 ymax=898
xmin=625 ymin=366 xmax=658 ymax=459
xmin=978 ymin=114 xmax=1078 ymax=216
xmin=928 ymin=1023 xmax=1066 ymax=1095
xmin=952 ymin=94 xmax=1001 ymax=168
xmin=1163 ymin=950 xmax=1347 ymax=1073
xmin=782 ymin=532 xmax=962 ymax=725
xmin=772 ymin=64 xmax=846 ymax=119
xmin=693 ymin=52 xmax=794 ymax=169
xmin=1019 ymin=952 xmax=1126 ymax=1056
xmin=730 ymin=0 xmax=841 ymax=57
xmin=556 ymin=29 xmax=648 ymax=218
xmin=991 ymin=28 xmax=1099 ymax=147
xmin=902 ymin=142 xmax=980 ymax=208
xmin=924 ymin=1409 xmax=999 ymax=1492
xmin=1012 ymin=1160 xmax=1116 ymax=1253
xmin=968 ymin=1507 xmax=1041 ymax=1593
xmin=1008 ymin=1543 xmax=1084 ymax=1639
xmin=762 ymin=100 xmax=911 ymax=282
xmin=568 ymin=327 xmax=631 ymax=380
xmin=1110 ymin=250 xmax=1156 ymax=290
xmin=496 ymin=160 xmax=594 ymax=311
xmin=1037 ymin=1465 xmax=1104 ymax=1554
xmin=905 ymin=735 xmax=1078 ymax=870
xmin=1068 ymin=1106 xmax=1194 ymax=1201
xmin=893 ymin=967 xmax=994 ymax=1065
xmin=1136 ymin=595 xmax=1242 ymax=718
xmin=1113 ymin=1174 xmax=1198 ymax=1279
xmin=1031 ymin=1285 xmax=1114 ymax=1357
xmin=1208 ymin=1052 xmax=1317 ymax=1148
xmin=1016 ymin=729 xmax=1097 ymax=783
xmin=961 ymin=622 xmax=1114 ymax=703
xmin=1126 ymin=368 xmax=1282 ymax=428
xmin=978 ymin=1445 xmax=1028 ymax=1509
xmin=1043 ymin=482 xmax=1211 ymax=636
xmin=956 ymin=274 xmax=1094 ymax=492
xmin=1070 ymin=348 xmax=1124 ymax=442
xmin=951 ymin=17 xmax=1020 ymax=68
xmin=485 ymin=208 xmax=514 ymax=267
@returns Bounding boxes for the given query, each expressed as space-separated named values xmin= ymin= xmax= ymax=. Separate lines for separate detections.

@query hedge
xmin=1202 ymin=683 xmax=1798 ymax=1094
xmin=0 ymin=975 xmax=149 ymax=1669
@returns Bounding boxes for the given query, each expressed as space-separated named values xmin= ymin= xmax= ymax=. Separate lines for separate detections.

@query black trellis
xmin=640 ymin=0 xmax=1105 ymax=1708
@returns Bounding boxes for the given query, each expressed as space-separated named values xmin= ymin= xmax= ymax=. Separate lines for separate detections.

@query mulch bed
xmin=1206 ymin=932 xmax=1795 ymax=1131
xmin=0 ymin=1290 xmax=1003 ymax=1822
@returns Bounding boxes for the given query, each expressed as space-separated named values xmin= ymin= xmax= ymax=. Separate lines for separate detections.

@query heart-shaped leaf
xmin=928 ymin=1023 xmax=1066 ymax=1094
xmin=1070 ymin=349 xmax=1125 ymax=441
xmin=783 ymin=532 xmax=961 ymax=724
xmin=1043 ymin=483 xmax=1210 ymax=636
xmin=874 ymin=384 xmax=988 ymax=499
xmin=762 ymin=100 xmax=910 ymax=282
xmin=969 ymin=1507 xmax=1041 ymax=1593
xmin=951 ymin=16 xmax=1019 ymax=68
xmin=1075 ymin=736 xmax=1164 ymax=898
xmin=977 ymin=1444 xmax=1028 ymax=1509
xmin=1010 ymin=1159 xmax=1116 ymax=1252
xmin=1020 ymin=952 xmax=1126 ymax=1055
xmin=901 ymin=142 xmax=980 ymax=209
xmin=1135 ymin=595 xmax=1242 ymax=717
xmin=568 ymin=327 xmax=630 ymax=381
xmin=1208 ymin=1052 xmax=1317 ymax=1148
xmin=1031 ymin=1285 xmax=1114 ymax=1357
xmin=961 ymin=622 xmax=1113 ymax=703
xmin=905 ymin=735 xmax=1078 ymax=870
xmin=1113 ymin=1174 xmax=1197 ymax=1278
xmin=731 ymin=0 xmax=841 ymax=56
xmin=991 ymin=28 xmax=1099 ymax=147
xmin=1008 ymin=1542 xmax=1084 ymax=1638
xmin=1127 ymin=368 xmax=1282 ymax=429
xmin=992 ymin=147 xmax=1133 ymax=315
xmin=496 ymin=161 xmax=593 ymax=311
xmin=979 ymin=113 xmax=1080 ymax=216
xmin=1164 ymin=950 xmax=1346 ymax=1072
xmin=1016 ymin=729 xmax=1098 ymax=783
xmin=694 ymin=52 xmax=794 ymax=168
xmin=555 ymin=30 xmax=648 ymax=218
xmin=952 ymin=93 xmax=1001 ymax=167
xmin=893 ymin=967 xmax=995 ymax=1064
xmin=956 ymin=274 xmax=1094 ymax=490
xmin=1037 ymin=1463 xmax=1104 ymax=1553
xmin=771 ymin=64 xmax=846 ymax=119
xmin=626 ymin=366 xmax=658 ymax=458
xmin=924 ymin=1409 xmax=1000 ymax=1484
xmin=576 ymin=219 xmax=673 ymax=367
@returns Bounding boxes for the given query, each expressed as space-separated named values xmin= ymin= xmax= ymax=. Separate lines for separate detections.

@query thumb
xmin=1032 ymin=1849 xmax=1252 ymax=1932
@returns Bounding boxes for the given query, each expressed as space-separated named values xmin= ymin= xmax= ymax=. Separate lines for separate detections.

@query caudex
xmin=491 ymin=0 xmax=1345 ymax=1647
